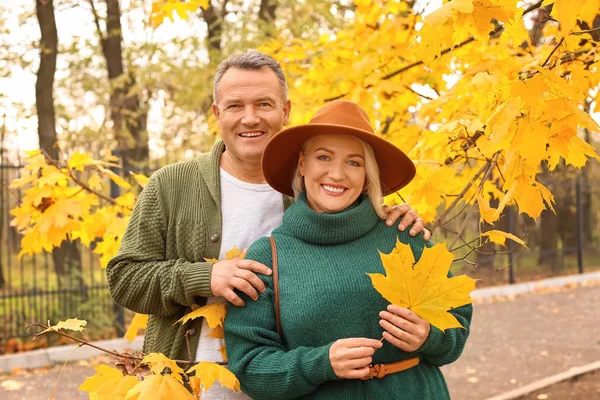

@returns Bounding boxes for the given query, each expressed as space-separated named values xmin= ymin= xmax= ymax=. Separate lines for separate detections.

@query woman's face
xmin=298 ymin=134 xmax=366 ymax=214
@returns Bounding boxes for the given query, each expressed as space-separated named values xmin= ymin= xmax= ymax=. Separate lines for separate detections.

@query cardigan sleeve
xmin=106 ymin=173 xmax=214 ymax=317
xmin=224 ymin=237 xmax=339 ymax=400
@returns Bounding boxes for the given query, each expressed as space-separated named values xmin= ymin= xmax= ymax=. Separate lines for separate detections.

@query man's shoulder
xmin=151 ymin=154 xmax=213 ymax=185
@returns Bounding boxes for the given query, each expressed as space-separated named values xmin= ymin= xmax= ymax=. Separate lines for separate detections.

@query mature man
xmin=107 ymin=50 xmax=428 ymax=398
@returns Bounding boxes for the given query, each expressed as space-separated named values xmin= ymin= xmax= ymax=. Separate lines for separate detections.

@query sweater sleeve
xmin=224 ymin=237 xmax=339 ymax=400
xmin=407 ymin=237 xmax=474 ymax=366
xmin=106 ymin=173 xmax=213 ymax=317
xmin=416 ymin=303 xmax=472 ymax=366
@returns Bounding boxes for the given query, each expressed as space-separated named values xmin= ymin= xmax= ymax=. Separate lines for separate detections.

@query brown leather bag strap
xmin=269 ymin=236 xmax=282 ymax=339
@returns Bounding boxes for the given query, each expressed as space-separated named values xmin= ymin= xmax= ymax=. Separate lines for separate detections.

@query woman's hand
xmin=383 ymin=204 xmax=431 ymax=240
xmin=379 ymin=305 xmax=430 ymax=352
xmin=329 ymin=338 xmax=383 ymax=379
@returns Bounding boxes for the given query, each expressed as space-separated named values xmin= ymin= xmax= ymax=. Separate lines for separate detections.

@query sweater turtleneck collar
xmin=280 ymin=192 xmax=380 ymax=245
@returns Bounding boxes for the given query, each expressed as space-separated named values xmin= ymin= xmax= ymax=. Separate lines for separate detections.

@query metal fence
xmin=444 ymin=172 xmax=600 ymax=287
xmin=0 ymin=163 xmax=125 ymax=347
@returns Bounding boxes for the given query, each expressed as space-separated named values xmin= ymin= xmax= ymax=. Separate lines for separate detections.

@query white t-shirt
xmin=195 ymin=168 xmax=284 ymax=399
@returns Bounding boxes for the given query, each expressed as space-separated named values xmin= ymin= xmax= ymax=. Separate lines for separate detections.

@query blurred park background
xmin=1 ymin=0 xmax=599 ymax=359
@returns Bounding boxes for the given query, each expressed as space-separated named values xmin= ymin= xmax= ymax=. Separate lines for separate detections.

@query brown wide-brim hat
xmin=262 ymin=100 xmax=416 ymax=197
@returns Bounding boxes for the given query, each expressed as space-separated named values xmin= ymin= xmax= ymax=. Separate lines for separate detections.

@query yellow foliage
xmin=176 ymin=302 xmax=227 ymax=328
xmin=124 ymin=314 xmax=149 ymax=342
xmin=368 ymin=240 xmax=476 ymax=332
xmin=482 ymin=230 xmax=528 ymax=248
xmin=79 ymin=365 xmax=139 ymax=400
xmin=124 ymin=374 xmax=194 ymax=400
xmin=141 ymin=353 xmax=186 ymax=384
xmin=187 ymin=362 xmax=240 ymax=393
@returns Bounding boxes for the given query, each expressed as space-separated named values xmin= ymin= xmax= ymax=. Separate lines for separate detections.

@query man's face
xmin=213 ymin=67 xmax=291 ymax=164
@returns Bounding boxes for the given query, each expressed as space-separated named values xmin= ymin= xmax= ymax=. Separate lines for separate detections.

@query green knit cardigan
xmin=225 ymin=193 xmax=472 ymax=400
xmin=106 ymin=141 xmax=293 ymax=361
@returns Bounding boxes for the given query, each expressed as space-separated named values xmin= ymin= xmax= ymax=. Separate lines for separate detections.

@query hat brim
xmin=262 ymin=123 xmax=416 ymax=198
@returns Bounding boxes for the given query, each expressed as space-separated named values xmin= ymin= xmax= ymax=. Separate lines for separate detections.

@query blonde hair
xmin=292 ymin=138 xmax=386 ymax=218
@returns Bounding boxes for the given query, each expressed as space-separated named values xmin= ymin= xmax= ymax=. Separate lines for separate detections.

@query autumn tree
xmin=9 ymin=0 xmax=600 ymax=397
xmin=87 ymin=0 xmax=150 ymax=172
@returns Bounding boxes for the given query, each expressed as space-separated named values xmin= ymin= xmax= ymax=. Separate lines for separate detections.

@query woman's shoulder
xmin=246 ymin=236 xmax=274 ymax=267
xmin=374 ymin=219 xmax=430 ymax=260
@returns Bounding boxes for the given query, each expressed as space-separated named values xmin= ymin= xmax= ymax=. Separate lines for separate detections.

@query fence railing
xmin=0 ymin=163 xmax=126 ymax=347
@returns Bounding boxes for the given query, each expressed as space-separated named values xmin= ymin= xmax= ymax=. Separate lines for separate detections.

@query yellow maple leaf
xmin=141 ymin=353 xmax=185 ymax=384
xmin=116 ymin=193 xmax=136 ymax=209
xmin=68 ymin=152 xmax=95 ymax=171
xmin=42 ymin=318 xmax=87 ymax=334
xmin=550 ymin=0 xmax=579 ymax=34
xmin=176 ymin=302 xmax=227 ymax=328
xmin=129 ymin=172 xmax=149 ymax=188
xmin=124 ymin=374 xmax=194 ymax=400
xmin=475 ymin=192 xmax=499 ymax=224
xmin=187 ymin=362 xmax=240 ymax=392
xmin=99 ymin=166 xmax=132 ymax=189
xmin=499 ymin=12 xmax=529 ymax=47
xmin=124 ymin=314 xmax=148 ymax=342
xmin=79 ymin=364 xmax=139 ymax=400
xmin=204 ymin=245 xmax=246 ymax=264
xmin=368 ymin=240 xmax=476 ymax=332
xmin=219 ymin=344 xmax=228 ymax=362
xmin=482 ymin=230 xmax=528 ymax=248
xmin=509 ymin=74 xmax=549 ymax=108
xmin=225 ymin=246 xmax=245 ymax=260
xmin=189 ymin=376 xmax=202 ymax=398
xmin=87 ymin=174 xmax=104 ymax=191
xmin=208 ymin=325 xmax=225 ymax=339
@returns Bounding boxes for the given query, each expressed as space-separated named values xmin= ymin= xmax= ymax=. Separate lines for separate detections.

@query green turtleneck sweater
xmin=224 ymin=193 xmax=472 ymax=400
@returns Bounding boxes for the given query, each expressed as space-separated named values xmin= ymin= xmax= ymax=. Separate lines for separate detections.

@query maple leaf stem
xmin=50 ymin=344 xmax=81 ymax=400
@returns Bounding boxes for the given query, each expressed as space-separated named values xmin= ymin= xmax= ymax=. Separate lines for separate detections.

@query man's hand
xmin=383 ymin=203 xmax=431 ymax=241
xmin=210 ymin=254 xmax=272 ymax=307
xmin=379 ymin=305 xmax=430 ymax=352
xmin=329 ymin=338 xmax=383 ymax=379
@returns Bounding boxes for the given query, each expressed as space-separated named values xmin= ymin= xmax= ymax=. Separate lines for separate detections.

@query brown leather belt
xmin=361 ymin=357 xmax=420 ymax=380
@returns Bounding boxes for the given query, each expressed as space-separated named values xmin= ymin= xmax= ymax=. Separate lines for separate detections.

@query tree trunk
xmin=259 ymin=0 xmax=276 ymax=23
xmin=36 ymin=0 xmax=82 ymax=278
xmin=97 ymin=0 xmax=149 ymax=172
xmin=537 ymin=163 xmax=561 ymax=271
xmin=0 ymin=120 xmax=6 ymax=288
xmin=35 ymin=0 xmax=58 ymax=160
xmin=202 ymin=1 xmax=226 ymax=53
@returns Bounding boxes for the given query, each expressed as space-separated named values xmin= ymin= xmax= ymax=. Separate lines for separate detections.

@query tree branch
xmin=541 ymin=36 xmax=564 ymax=67
xmin=86 ymin=0 xmax=104 ymax=41
xmin=571 ymin=26 xmax=600 ymax=35
xmin=324 ymin=0 xmax=544 ymax=103
xmin=27 ymin=322 xmax=224 ymax=366
xmin=40 ymin=149 xmax=128 ymax=208
xmin=430 ymin=159 xmax=492 ymax=234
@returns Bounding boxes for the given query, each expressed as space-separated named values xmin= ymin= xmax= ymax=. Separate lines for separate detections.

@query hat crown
xmin=309 ymin=100 xmax=374 ymax=134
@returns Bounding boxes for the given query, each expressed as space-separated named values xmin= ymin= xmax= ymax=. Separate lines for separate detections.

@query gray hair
xmin=213 ymin=50 xmax=288 ymax=104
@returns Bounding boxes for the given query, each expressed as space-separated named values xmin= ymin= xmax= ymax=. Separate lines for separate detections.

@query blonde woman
xmin=224 ymin=100 xmax=472 ymax=399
